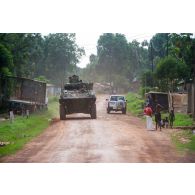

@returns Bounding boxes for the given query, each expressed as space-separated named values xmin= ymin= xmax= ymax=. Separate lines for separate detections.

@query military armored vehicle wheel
xmin=122 ymin=108 xmax=126 ymax=114
xmin=90 ymin=104 xmax=97 ymax=119
xmin=60 ymin=105 xmax=66 ymax=120
xmin=107 ymin=108 xmax=110 ymax=114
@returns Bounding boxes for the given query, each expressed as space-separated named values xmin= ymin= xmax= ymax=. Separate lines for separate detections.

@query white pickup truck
xmin=106 ymin=95 xmax=127 ymax=114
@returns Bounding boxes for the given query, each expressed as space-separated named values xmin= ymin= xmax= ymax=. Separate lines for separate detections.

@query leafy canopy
xmin=0 ymin=43 xmax=13 ymax=76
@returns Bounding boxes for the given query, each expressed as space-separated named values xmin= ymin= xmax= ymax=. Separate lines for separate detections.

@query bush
xmin=172 ymin=130 xmax=195 ymax=152
xmin=126 ymin=92 xmax=144 ymax=116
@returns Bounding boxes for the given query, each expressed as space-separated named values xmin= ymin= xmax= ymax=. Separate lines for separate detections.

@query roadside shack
xmin=145 ymin=91 xmax=169 ymax=112
xmin=0 ymin=75 xmax=47 ymax=114
xmin=145 ymin=91 xmax=188 ymax=114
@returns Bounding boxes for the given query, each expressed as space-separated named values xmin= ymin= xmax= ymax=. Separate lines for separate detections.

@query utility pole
xmin=150 ymin=42 xmax=154 ymax=72
xmin=166 ymin=33 xmax=169 ymax=56
xmin=150 ymin=41 xmax=154 ymax=88
xmin=193 ymin=64 xmax=195 ymax=120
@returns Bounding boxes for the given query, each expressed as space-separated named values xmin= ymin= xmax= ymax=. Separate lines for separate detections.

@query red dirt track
xmin=1 ymin=95 xmax=192 ymax=163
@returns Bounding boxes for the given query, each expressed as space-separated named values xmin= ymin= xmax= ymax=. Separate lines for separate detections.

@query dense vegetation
xmin=0 ymin=33 xmax=195 ymax=93
xmin=172 ymin=130 xmax=195 ymax=152
xmin=80 ymin=33 xmax=150 ymax=92
xmin=141 ymin=33 xmax=195 ymax=94
xmin=126 ymin=92 xmax=144 ymax=116
xmin=0 ymin=33 xmax=84 ymax=85
xmin=80 ymin=33 xmax=195 ymax=94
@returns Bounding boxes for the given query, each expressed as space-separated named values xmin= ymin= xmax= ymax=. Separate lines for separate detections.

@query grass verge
xmin=126 ymin=92 xmax=144 ymax=116
xmin=171 ymin=130 xmax=195 ymax=152
xmin=126 ymin=92 xmax=195 ymax=152
xmin=0 ymin=96 xmax=59 ymax=158
xmin=160 ymin=112 xmax=194 ymax=127
xmin=126 ymin=92 xmax=194 ymax=127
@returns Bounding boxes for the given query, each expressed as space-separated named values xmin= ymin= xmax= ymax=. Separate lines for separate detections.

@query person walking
xmin=154 ymin=103 xmax=163 ymax=131
xmin=155 ymin=111 xmax=162 ymax=131
xmin=164 ymin=117 xmax=169 ymax=128
xmin=169 ymin=109 xmax=175 ymax=128
xmin=144 ymin=104 xmax=154 ymax=130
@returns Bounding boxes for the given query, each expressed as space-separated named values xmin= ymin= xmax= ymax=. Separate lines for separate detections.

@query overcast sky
xmin=76 ymin=33 xmax=154 ymax=68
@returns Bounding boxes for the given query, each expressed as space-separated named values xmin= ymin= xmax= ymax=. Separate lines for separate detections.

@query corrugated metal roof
xmin=146 ymin=91 xmax=168 ymax=95
xmin=0 ymin=75 xmax=46 ymax=84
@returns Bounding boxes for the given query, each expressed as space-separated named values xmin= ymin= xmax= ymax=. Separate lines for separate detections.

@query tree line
xmin=0 ymin=33 xmax=84 ymax=85
xmin=142 ymin=33 xmax=195 ymax=94
xmin=1 ymin=33 xmax=195 ymax=94
xmin=79 ymin=33 xmax=149 ymax=92
xmin=80 ymin=33 xmax=195 ymax=94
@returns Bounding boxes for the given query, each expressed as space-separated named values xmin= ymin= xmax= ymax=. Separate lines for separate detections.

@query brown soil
xmin=1 ymin=95 xmax=194 ymax=163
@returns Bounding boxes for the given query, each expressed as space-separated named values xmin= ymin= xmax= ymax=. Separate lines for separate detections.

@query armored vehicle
xmin=59 ymin=75 xmax=97 ymax=119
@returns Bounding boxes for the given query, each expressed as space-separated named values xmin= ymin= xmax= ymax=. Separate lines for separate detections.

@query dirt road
xmin=1 ymin=95 xmax=189 ymax=163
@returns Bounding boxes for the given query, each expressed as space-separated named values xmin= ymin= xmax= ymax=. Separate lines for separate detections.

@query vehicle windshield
xmin=110 ymin=96 xmax=125 ymax=101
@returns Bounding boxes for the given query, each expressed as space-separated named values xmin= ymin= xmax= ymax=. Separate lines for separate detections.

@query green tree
xmin=83 ymin=34 xmax=150 ymax=93
xmin=156 ymin=56 xmax=189 ymax=92
xmin=126 ymin=40 xmax=149 ymax=80
xmin=149 ymin=33 xmax=169 ymax=58
xmin=0 ymin=33 xmax=85 ymax=83
xmin=83 ymin=54 xmax=99 ymax=82
xmin=96 ymin=33 xmax=129 ymax=83
xmin=169 ymin=33 xmax=194 ymax=80
xmin=0 ymin=43 xmax=13 ymax=76
xmin=25 ymin=34 xmax=45 ymax=78
xmin=0 ymin=33 xmax=44 ymax=77
xmin=141 ymin=70 xmax=154 ymax=88
xmin=43 ymin=33 xmax=85 ymax=84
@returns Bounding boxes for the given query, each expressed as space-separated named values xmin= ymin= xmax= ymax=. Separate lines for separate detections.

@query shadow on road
xmin=64 ymin=117 xmax=92 ymax=120
xmin=108 ymin=112 xmax=123 ymax=115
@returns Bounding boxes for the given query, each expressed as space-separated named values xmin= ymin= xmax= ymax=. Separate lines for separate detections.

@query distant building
xmin=129 ymin=77 xmax=140 ymax=93
xmin=145 ymin=91 xmax=188 ymax=114
xmin=145 ymin=91 xmax=169 ymax=112
xmin=46 ymin=84 xmax=61 ymax=96
xmin=0 ymin=75 xmax=47 ymax=113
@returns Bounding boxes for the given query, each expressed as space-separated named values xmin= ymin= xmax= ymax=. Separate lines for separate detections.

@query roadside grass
xmin=126 ymin=92 xmax=144 ymax=116
xmin=48 ymin=96 xmax=59 ymax=118
xmin=126 ymin=92 xmax=195 ymax=153
xmin=171 ymin=130 xmax=195 ymax=152
xmin=0 ymin=96 xmax=59 ymax=158
xmin=173 ymin=113 xmax=194 ymax=127
xmin=169 ymin=113 xmax=195 ymax=152
xmin=126 ymin=92 xmax=195 ymax=127
xmin=160 ymin=112 xmax=194 ymax=127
